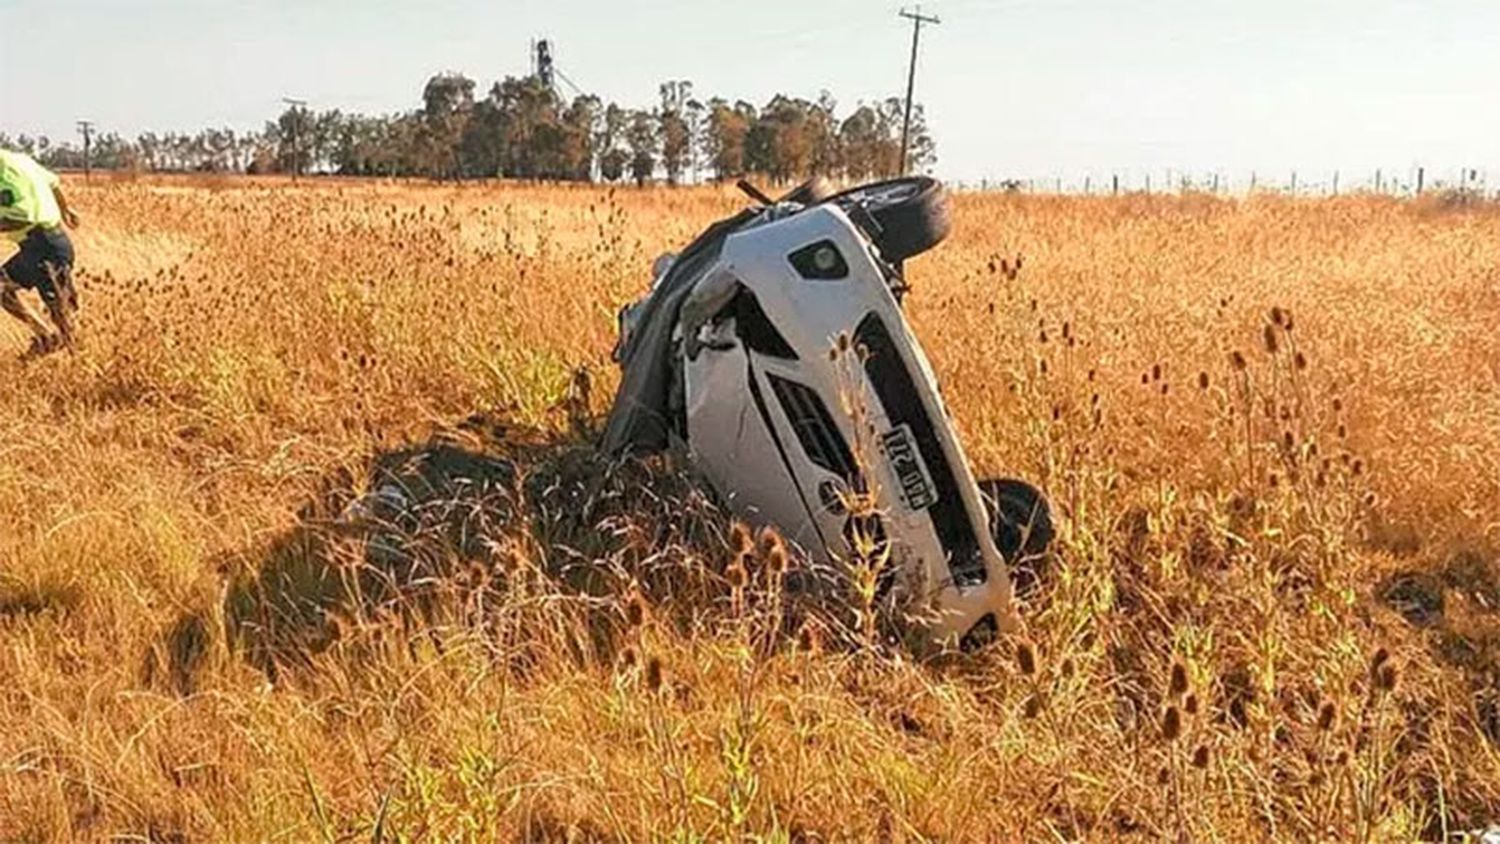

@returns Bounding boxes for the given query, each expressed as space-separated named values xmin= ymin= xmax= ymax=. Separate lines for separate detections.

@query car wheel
xmin=829 ymin=176 xmax=952 ymax=262
xmin=979 ymin=478 xmax=1054 ymax=596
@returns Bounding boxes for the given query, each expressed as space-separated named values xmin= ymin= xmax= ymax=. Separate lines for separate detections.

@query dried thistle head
xmin=1198 ymin=371 xmax=1210 ymax=390
xmin=1317 ymin=701 xmax=1337 ymax=732
xmin=797 ymin=621 xmax=824 ymax=655
xmin=1263 ymin=324 xmax=1280 ymax=355
xmin=1021 ymin=693 xmax=1043 ymax=719
xmin=1162 ymin=706 xmax=1183 ymax=742
xmin=1270 ymin=306 xmax=1285 ymax=327
xmin=1191 ymin=744 xmax=1211 ymax=769
xmin=765 ymin=542 xmax=789 ymax=577
xmin=1184 ymin=693 xmax=1200 ymax=716
xmin=1376 ymin=663 xmax=1398 ymax=693
xmin=645 ymin=655 xmax=665 ymax=693
xmin=729 ymin=522 xmax=754 ymax=556
xmin=1230 ymin=350 xmax=1247 ymax=371
xmin=726 ymin=559 xmax=748 ymax=591
xmin=624 ymin=588 xmax=648 ymax=629
xmin=1016 ymin=640 xmax=1038 ymax=677
xmin=1168 ymin=660 xmax=1189 ymax=697
xmin=757 ymin=526 xmax=787 ymax=561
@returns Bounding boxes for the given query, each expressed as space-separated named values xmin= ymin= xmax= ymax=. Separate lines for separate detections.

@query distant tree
xmin=597 ymin=103 xmax=630 ymax=182
xmin=684 ymin=97 xmax=705 ymax=182
xmin=489 ymin=75 xmax=562 ymax=179
xmin=562 ymin=94 xmax=602 ymax=180
xmin=808 ymin=91 xmax=840 ymax=176
xmin=902 ymin=101 xmax=937 ymax=174
xmin=626 ymin=109 xmax=658 ymax=186
xmin=746 ymin=95 xmax=816 ymax=182
xmin=839 ymin=104 xmax=889 ymax=180
xmin=419 ymin=73 xmax=475 ymax=178
xmin=0 ymin=69 xmax=937 ymax=182
xmin=267 ymin=105 xmax=314 ymax=174
xmin=658 ymin=80 xmax=692 ymax=186
xmin=702 ymin=98 xmax=753 ymax=181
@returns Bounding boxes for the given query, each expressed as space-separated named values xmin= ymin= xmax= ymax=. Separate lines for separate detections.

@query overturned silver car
xmin=603 ymin=177 xmax=1051 ymax=648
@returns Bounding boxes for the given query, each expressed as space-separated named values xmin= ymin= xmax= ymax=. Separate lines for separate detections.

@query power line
xmin=898 ymin=6 xmax=940 ymax=175
xmin=553 ymin=66 xmax=587 ymax=101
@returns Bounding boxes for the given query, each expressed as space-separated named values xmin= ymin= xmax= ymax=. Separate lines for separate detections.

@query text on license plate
xmin=880 ymin=424 xmax=938 ymax=511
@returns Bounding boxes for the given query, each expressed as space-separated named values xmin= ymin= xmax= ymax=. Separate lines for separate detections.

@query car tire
xmin=979 ymin=478 xmax=1054 ymax=596
xmin=829 ymin=176 xmax=952 ymax=262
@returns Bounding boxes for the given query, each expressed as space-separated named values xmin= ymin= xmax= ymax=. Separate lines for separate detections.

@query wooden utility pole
xmin=76 ymin=120 xmax=94 ymax=181
xmin=898 ymin=7 xmax=940 ymax=175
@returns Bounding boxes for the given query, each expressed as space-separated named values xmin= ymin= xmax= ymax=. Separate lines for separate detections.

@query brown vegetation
xmin=0 ymin=177 xmax=1497 ymax=841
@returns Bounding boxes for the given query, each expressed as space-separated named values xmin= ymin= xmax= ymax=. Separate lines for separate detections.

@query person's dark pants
xmin=3 ymin=226 xmax=77 ymax=310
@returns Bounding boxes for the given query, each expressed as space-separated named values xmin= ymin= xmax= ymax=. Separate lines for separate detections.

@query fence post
xmin=1290 ymin=170 xmax=1297 ymax=196
xmin=1112 ymin=174 xmax=1119 ymax=195
xmin=1416 ymin=167 xmax=1424 ymax=194
xmin=1332 ymin=170 xmax=1339 ymax=195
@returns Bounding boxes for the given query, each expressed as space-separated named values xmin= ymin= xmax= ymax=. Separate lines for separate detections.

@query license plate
xmin=880 ymin=424 xmax=937 ymax=511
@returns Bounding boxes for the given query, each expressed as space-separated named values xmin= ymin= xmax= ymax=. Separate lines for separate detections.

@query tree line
xmin=2 ymin=73 xmax=934 ymax=185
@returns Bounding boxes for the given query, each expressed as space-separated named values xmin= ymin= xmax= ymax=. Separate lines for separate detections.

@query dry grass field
xmin=0 ymin=175 xmax=1498 ymax=842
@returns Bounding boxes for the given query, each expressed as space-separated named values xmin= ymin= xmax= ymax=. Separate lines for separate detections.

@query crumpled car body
xmin=604 ymin=187 xmax=1019 ymax=647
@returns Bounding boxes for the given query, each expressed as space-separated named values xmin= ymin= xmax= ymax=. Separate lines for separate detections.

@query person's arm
xmin=52 ymin=185 xmax=80 ymax=229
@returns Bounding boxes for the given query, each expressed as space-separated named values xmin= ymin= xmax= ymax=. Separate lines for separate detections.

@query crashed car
xmin=603 ymin=176 xmax=1052 ymax=647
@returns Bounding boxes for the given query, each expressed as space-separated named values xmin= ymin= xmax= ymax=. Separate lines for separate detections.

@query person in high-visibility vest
xmin=0 ymin=149 xmax=81 ymax=358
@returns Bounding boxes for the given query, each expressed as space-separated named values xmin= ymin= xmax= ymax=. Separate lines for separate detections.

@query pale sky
xmin=3 ymin=0 xmax=1497 ymax=188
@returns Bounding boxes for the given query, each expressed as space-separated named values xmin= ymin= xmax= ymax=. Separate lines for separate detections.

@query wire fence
xmin=951 ymin=166 xmax=1498 ymax=198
